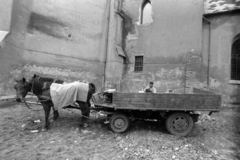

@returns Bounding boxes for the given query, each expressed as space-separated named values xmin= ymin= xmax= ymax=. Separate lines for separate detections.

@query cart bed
xmin=94 ymin=92 xmax=221 ymax=111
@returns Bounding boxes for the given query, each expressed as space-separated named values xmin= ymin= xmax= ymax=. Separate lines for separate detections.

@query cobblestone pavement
xmin=0 ymin=101 xmax=239 ymax=160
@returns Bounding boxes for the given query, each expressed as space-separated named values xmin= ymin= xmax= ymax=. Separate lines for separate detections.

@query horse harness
xmin=31 ymin=79 xmax=52 ymax=103
xmin=24 ymin=79 xmax=95 ymax=120
xmin=23 ymin=79 xmax=58 ymax=109
xmin=31 ymin=79 xmax=93 ymax=103
xmin=27 ymin=79 xmax=94 ymax=107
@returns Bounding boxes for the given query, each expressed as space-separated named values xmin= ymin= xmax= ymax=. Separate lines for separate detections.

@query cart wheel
xmin=166 ymin=112 xmax=194 ymax=136
xmin=109 ymin=113 xmax=130 ymax=133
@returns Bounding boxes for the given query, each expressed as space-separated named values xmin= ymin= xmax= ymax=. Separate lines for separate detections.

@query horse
xmin=14 ymin=75 xmax=96 ymax=131
xmin=32 ymin=74 xmax=64 ymax=120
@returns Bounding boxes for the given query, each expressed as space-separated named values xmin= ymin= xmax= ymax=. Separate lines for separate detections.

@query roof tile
xmin=204 ymin=0 xmax=240 ymax=14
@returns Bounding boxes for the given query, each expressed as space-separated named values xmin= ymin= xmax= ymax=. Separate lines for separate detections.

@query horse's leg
xmin=85 ymin=101 xmax=91 ymax=126
xmin=81 ymin=88 xmax=93 ymax=127
xmin=83 ymin=102 xmax=90 ymax=127
xmin=77 ymin=101 xmax=90 ymax=127
xmin=77 ymin=101 xmax=84 ymax=127
xmin=52 ymin=105 xmax=59 ymax=120
xmin=76 ymin=85 xmax=93 ymax=127
xmin=42 ymin=103 xmax=51 ymax=132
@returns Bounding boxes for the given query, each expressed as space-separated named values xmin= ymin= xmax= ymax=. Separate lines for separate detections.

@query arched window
xmin=231 ymin=34 xmax=240 ymax=80
xmin=140 ymin=0 xmax=152 ymax=24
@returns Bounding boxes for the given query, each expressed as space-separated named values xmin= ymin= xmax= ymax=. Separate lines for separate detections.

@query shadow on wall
xmin=27 ymin=12 xmax=69 ymax=40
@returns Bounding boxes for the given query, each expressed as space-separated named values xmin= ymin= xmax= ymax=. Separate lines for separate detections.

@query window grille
xmin=231 ymin=38 xmax=240 ymax=80
xmin=134 ymin=56 xmax=143 ymax=71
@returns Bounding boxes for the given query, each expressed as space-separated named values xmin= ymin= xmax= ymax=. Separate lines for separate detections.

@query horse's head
xmin=14 ymin=78 xmax=31 ymax=102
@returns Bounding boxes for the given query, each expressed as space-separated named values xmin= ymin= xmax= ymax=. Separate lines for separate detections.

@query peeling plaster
xmin=127 ymin=33 xmax=138 ymax=40
xmin=119 ymin=65 xmax=221 ymax=94
xmin=0 ymin=64 xmax=98 ymax=96
xmin=155 ymin=67 xmax=184 ymax=93
xmin=210 ymin=78 xmax=222 ymax=88
xmin=12 ymin=64 xmax=98 ymax=82
xmin=0 ymin=72 xmax=17 ymax=96
xmin=120 ymin=67 xmax=184 ymax=93
xmin=156 ymin=67 xmax=183 ymax=80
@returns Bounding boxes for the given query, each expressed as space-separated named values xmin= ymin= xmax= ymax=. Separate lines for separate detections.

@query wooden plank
xmin=113 ymin=103 xmax=220 ymax=110
xmin=192 ymin=88 xmax=214 ymax=94
xmin=23 ymin=101 xmax=42 ymax=105
xmin=112 ymin=93 xmax=221 ymax=110
xmin=113 ymin=95 xmax=221 ymax=105
xmin=113 ymin=93 xmax=221 ymax=101
xmin=0 ymin=95 xmax=15 ymax=100
xmin=0 ymin=95 xmax=37 ymax=101
xmin=113 ymin=94 xmax=221 ymax=105
xmin=94 ymin=103 xmax=115 ymax=108
xmin=109 ymin=106 xmax=220 ymax=111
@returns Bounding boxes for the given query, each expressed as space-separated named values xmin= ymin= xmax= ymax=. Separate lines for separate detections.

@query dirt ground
xmin=0 ymin=101 xmax=240 ymax=160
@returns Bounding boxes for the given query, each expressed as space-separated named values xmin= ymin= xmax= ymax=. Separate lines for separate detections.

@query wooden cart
xmin=93 ymin=92 xmax=221 ymax=136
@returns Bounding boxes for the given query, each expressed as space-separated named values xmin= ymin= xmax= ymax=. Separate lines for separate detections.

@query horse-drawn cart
xmin=92 ymin=92 xmax=221 ymax=136
xmin=13 ymin=75 xmax=221 ymax=136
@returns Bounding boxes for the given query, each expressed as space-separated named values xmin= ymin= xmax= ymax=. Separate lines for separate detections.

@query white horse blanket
xmin=50 ymin=81 xmax=89 ymax=108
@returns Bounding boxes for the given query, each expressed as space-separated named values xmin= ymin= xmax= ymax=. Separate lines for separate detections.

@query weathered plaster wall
xmin=104 ymin=0 xmax=126 ymax=91
xmin=119 ymin=0 xmax=204 ymax=93
xmin=203 ymin=12 xmax=240 ymax=104
xmin=0 ymin=0 xmax=13 ymax=42
xmin=0 ymin=0 xmax=13 ymax=31
xmin=0 ymin=0 xmax=108 ymax=96
xmin=2 ymin=0 xmax=237 ymax=105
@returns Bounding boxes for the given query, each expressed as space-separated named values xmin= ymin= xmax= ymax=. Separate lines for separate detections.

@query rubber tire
xmin=165 ymin=112 xmax=194 ymax=137
xmin=109 ymin=113 xmax=130 ymax=133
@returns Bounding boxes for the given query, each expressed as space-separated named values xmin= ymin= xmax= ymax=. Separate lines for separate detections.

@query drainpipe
xmin=203 ymin=16 xmax=211 ymax=89
xmin=103 ymin=0 xmax=112 ymax=88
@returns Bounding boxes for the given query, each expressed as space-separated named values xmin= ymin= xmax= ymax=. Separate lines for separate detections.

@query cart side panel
xmin=112 ymin=93 xmax=221 ymax=111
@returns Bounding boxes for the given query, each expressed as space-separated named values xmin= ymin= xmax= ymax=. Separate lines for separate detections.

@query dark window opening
xmin=231 ymin=37 xmax=240 ymax=80
xmin=140 ymin=0 xmax=152 ymax=24
xmin=134 ymin=56 xmax=143 ymax=71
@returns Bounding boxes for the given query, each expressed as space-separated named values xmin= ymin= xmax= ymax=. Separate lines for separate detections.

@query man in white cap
xmin=144 ymin=82 xmax=156 ymax=93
